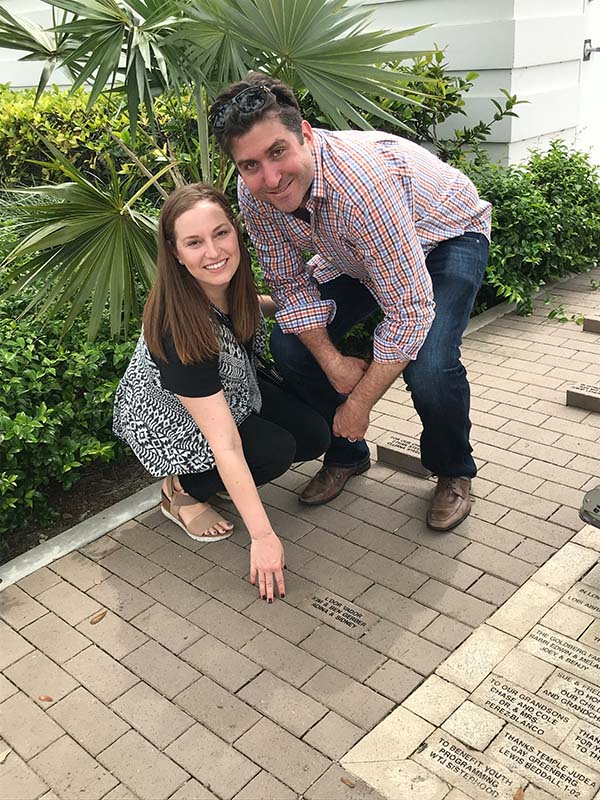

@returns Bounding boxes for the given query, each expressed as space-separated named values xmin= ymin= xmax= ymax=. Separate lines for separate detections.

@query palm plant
xmin=0 ymin=0 xmax=431 ymax=338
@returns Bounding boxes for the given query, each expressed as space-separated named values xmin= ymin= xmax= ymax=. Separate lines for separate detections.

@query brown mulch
xmin=1 ymin=459 xmax=155 ymax=566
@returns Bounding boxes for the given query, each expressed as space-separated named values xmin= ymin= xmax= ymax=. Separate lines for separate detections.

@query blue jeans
xmin=269 ymin=232 xmax=489 ymax=477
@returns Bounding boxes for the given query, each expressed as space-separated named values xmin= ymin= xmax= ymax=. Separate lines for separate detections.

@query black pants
xmin=179 ymin=378 xmax=331 ymax=502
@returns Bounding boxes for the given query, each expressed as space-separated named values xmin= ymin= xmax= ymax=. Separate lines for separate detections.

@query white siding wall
xmin=1 ymin=0 xmax=598 ymax=164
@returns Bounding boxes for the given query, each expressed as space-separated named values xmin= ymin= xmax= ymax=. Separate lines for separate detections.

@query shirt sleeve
xmin=349 ymin=169 xmax=436 ymax=363
xmin=153 ymin=337 xmax=222 ymax=398
xmin=239 ymin=180 xmax=336 ymax=334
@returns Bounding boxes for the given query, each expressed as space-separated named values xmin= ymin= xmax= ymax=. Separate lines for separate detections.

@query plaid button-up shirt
xmin=239 ymin=129 xmax=491 ymax=362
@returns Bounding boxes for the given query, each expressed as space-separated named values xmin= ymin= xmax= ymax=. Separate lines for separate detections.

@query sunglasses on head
xmin=210 ymin=85 xmax=286 ymax=133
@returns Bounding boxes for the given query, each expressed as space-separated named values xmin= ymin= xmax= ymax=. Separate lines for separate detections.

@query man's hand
xmin=324 ymin=354 xmax=369 ymax=395
xmin=333 ymin=395 xmax=370 ymax=441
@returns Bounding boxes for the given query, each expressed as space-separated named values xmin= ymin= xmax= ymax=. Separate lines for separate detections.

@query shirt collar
xmin=307 ymin=129 xmax=326 ymax=206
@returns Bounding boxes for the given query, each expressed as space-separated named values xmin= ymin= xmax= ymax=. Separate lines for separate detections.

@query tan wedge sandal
xmin=161 ymin=476 xmax=234 ymax=542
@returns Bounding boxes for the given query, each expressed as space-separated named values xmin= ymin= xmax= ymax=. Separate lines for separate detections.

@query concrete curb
xmin=0 ymin=480 xmax=162 ymax=592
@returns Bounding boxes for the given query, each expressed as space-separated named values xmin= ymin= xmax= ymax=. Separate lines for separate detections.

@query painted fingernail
xmin=261 ymin=595 xmax=266 ymax=600
xmin=281 ymin=594 xmax=285 ymax=599
xmin=284 ymin=565 xmax=287 ymax=570
xmin=268 ymin=598 xmax=273 ymax=604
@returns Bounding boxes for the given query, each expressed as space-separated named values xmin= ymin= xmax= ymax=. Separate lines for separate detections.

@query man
xmin=210 ymin=74 xmax=491 ymax=531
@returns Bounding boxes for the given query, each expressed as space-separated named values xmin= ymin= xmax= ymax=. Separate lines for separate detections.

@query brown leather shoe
xmin=299 ymin=458 xmax=371 ymax=505
xmin=427 ymin=477 xmax=472 ymax=531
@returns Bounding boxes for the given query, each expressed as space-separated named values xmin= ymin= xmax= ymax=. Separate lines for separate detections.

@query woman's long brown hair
xmin=143 ymin=184 xmax=260 ymax=364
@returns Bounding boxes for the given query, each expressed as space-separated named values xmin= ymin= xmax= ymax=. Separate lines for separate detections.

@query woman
xmin=113 ymin=184 xmax=330 ymax=602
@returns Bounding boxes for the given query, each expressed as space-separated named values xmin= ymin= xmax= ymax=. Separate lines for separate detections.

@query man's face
xmin=230 ymin=115 xmax=315 ymax=213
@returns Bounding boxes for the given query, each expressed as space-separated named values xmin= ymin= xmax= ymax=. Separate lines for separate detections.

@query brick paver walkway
xmin=1 ymin=268 xmax=599 ymax=800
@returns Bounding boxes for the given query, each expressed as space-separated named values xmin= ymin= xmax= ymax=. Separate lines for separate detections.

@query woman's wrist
xmin=250 ymin=529 xmax=275 ymax=542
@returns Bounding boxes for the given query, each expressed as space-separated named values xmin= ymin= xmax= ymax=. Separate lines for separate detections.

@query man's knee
xmin=405 ymin=352 xmax=465 ymax=406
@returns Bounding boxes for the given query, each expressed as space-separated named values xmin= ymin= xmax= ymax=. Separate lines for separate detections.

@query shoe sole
xmin=160 ymin=504 xmax=233 ymax=542
xmin=298 ymin=459 xmax=371 ymax=506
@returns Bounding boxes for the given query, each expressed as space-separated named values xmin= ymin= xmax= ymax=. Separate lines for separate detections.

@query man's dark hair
xmin=211 ymin=72 xmax=303 ymax=158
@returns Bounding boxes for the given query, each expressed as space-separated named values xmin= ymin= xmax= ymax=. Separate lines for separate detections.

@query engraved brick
xmin=583 ymin=315 xmax=600 ymax=333
xmin=240 ymin=630 xmax=322 ymax=688
xmin=31 ymin=736 xmax=118 ymax=800
xmin=21 ymin=612 xmax=90 ymax=663
xmin=165 ymin=724 xmax=259 ymax=799
xmin=364 ymin=659 xmax=422 ymax=702
xmin=131 ymin=603 xmax=201 ymax=654
xmin=402 ymin=674 xmax=468 ymax=726
xmin=361 ymin=620 xmax=448 ymax=675
xmin=64 ymin=645 xmax=138 ymax=703
xmin=413 ymin=579 xmax=496 ymax=626
xmin=303 ymin=711 xmax=364 ymax=761
xmin=376 ymin=434 xmax=431 ymax=477
xmin=48 ymin=687 xmax=129 ymax=756
xmin=183 ymin=634 xmax=262 ymax=691
xmin=99 ymin=730 xmax=188 ymax=800
xmin=521 ymin=625 xmax=600 ymax=683
xmin=0 ymin=692 xmax=63 ymax=759
xmin=237 ymin=671 xmax=326 ymax=737
xmin=567 ymin=383 xmax=600 ymax=413
xmin=436 ymin=624 xmax=518 ymax=691
xmin=443 ymin=699 xmax=505 ymax=750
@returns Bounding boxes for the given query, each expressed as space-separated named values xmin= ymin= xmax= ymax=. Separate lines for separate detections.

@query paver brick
xmin=494 ymin=649 xmax=555 ymax=692
xmin=509 ymin=438 xmax=574 ymax=467
xmin=457 ymin=542 xmax=536 ymax=586
xmin=0 ymin=620 xmax=34 ymax=669
xmin=536 ymin=479 xmax=588 ymax=509
xmin=187 ymin=598 xmax=262 ymax=649
xmin=102 ymin=784 xmax=138 ymax=800
xmin=76 ymin=610 xmax=147 ymax=659
xmin=140 ymin=571 xmax=209 ymax=616
xmin=385 ymin=517 xmax=468 ymax=557
xmin=79 ymin=535 xmax=122 ymax=562
xmin=442 ymin=699 xmax=505 ymax=750
xmin=4 ymin=651 xmax=78 ymax=707
xmin=136 ymin=505 xmax=165 ymax=528
xmin=360 ymin=620 xmax=448 ymax=676
xmin=99 ymin=730 xmax=188 ymax=800
xmin=0 ymin=585 xmax=47 ymax=630
xmin=352 ymin=551 xmax=427 ymax=596
xmin=487 ymin=580 xmax=561 ymax=639
xmin=36 ymin=580 xmax=102 ymax=626
xmin=99 ymin=545 xmax=164 ymax=586
xmin=130 ymin=603 xmax=202 ymax=654
xmin=421 ymin=614 xmax=472 ymax=650
xmin=148 ymin=540 xmax=213 ymax=581
xmin=304 ymin=764 xmax=391 ymax=800
xmin=111 ymin=681 xmax=194 ymax=748
xmin=193 ymin=565 xmax=258 ymax=611
xmin=17 ymin=567 xmax=61 ymax=597
xmin=478 ymin=462 xmax=543 ymax=493
xmin=472 ymin=442 xmax=531 ymax=471
xmin=486 ymin=485 xmax=560 ymax=520
xmin=235 ymin=717 xmax=330 ymax=794
xmin=233 ymin=771 xmax=296 ymax=800
xmin=303 ymin=710 xmax=364 ymax=761
xmin=87 ymin=574 xmax=155 ymax=620
xmin=50 ymin=551 xmax=111 ymax=590
xmin=0 ymin=674 xmax=17 ymax=702
xmin=0 ymin=692 xmax=63 ymax=759
xmin=110 ymin=519 xmax=167 ymax=555
xmin=497 ymin=510 xmax=573 ymax=548
xmin=364 ymin=659 xmax=422 ymax=702
xmin=402 ymin=674 xmax=468 ymax=726
xmin=343 ymin=706 xmax=434 ymax=764
xmin=183 ymin=634 xmax=262 ymax=691
xmin=64 ymin=645 xmax=138 ymax=703
xmin=240 ymin=629 xmax=322 ymax=688
xmin=297 ymin=528 xmax=366 ymax=566
xmin=21 ymin=612 xmax=90 ymax=663
xmin=412 ymin=579 xmax=496 ymax=626
xmin=534 ymin=541 xmax=599 ymax=591
xmin=357 ymin=583 xmax=437 ymax=633
xmin=175 ymin=675 xmax=260 ymax=741
xmin=237 ymin=670 xmax=326 ymax=737
xmin=542 ymin=602 xmax=595 ymax=637
xmin=31 ymin=735 xmax=118 ymax=800
xmin=548 ymin=504 xmax=586 ymax=531
xmin=199 ymin=539 xmax=251 ymax=577
xmin=48 ymin=686 xmax=129 ymax=756
xmin=295 ymin=555 xmax=373 ymax=601
xmin=121 ymin=640 xmax=199 ymax=699
xmin=403 ymin=546 xmax=482 ymax=591
xmin=342 ymin=496 xmax=410 ymax=533
xmin=242 ymin=596 xmax=319 ymax=644
xmin=171 ymin=779 xmax=218 ymax=800
xmin=345 ymin=524 xmax=417 ymax=561
xmin=436 ymin=624 xmax=518 ymax=691
xmin=510 ymin=538 xmax=557 ymax=566
xmin=300 ymin=625 xmax=385 ymax=681
xmin=0 ymin=749 xmax=49 ymax=800
xmin=165 ymin=723 xmax=259 ymax=800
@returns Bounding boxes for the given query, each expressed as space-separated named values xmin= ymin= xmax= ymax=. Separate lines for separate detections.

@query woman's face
xmin=173 ymin=200 xmax=240 ymax=303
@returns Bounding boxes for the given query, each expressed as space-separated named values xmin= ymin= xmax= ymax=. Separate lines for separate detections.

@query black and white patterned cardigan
xmin=113 ymin=310 xmax=266 ymax=477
